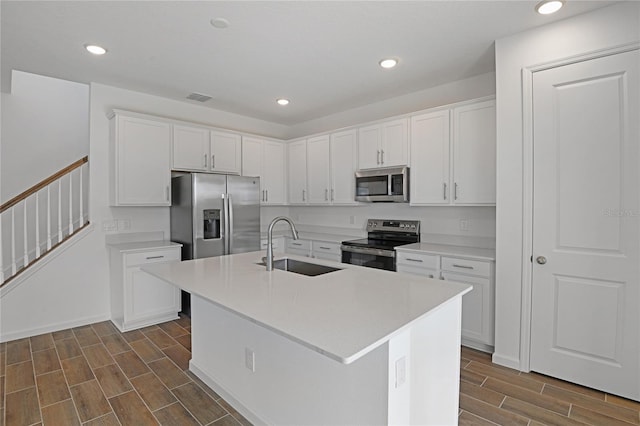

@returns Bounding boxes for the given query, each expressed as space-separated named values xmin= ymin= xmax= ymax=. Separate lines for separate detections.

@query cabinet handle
xmin=454 ymin=183 xmax=459 ymax=200
xmin=265 ymin=189 xmax=268 ymax=202
xmin=406 ymin=258 xmax=423 ymax=263
xmin=261 ymin=190 xmax=265 ymax=202
xmin=452 ymin=264 xmax=474 ymax=270
xmin=211 ymin=154 xmax=215 ymax=169
xmin=292 ymin=242 xmax=303 ymax=246
xmin=203 ymin=153 xmax=207 ymax=168
xmin=381 ymin=149 xmax=385 ymax=164
xmin=146 ymin=255 xmax=165 ymax=260
xmin=325 ymin=189 xmax=328 ymax=201
xmin=443 ymin=183 xmax=447 ymax=200
xmin=318 ymin=246 xmax=331 ymax=250
xmin=302 ymin=189 xmax=306 ymax=202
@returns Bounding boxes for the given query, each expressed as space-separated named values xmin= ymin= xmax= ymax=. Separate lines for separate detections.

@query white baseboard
xmin=0 ymin=312 xmax=110 ymax=343
xmin=189 ymin=361 xmax=266 ymax=426
xmin=492 ymin=352 xmax=522 ymax=371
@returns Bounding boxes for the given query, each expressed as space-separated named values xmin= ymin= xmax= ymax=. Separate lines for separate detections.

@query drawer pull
xmin=318 ymin=246 xmax=331 ymax=250
xmin=406 ymin=258 xmax=423 ymax=263
xmin=292 ymin=243 xmax=302 ymax=246
xmin=452 ymin=264 xmax=473 ymax=269
xmin=146 ymin=255 xmax=165 ymax=260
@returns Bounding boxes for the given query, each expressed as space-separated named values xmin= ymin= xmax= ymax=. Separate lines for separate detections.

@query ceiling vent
xmin=186 ymin=92 xmax=212 ymax=102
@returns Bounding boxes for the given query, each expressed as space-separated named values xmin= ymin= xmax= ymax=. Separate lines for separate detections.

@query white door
xmin=287 ymin=140 xmax=308 ymax=204
xmin=262 ymin=141 xmax=285 ymax=204
xmin=172 ymin=125 xmax=209 ymax=171
xmin=530 ymin=49 xmax=639 ymax=401
xmin=330 ymin=129 xmax=357 ymax=204
xmin=410 ymin=110 xmax=450 ymax=204
xmin=210 ymin=130 xmax=241 ymax=174
xmin=358 ymin=124 xmax=381 ymax=169
xmin=381 ymin=118 xmax=408 ymax=167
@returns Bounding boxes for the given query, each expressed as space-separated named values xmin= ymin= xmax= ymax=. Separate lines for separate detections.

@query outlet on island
xmin=245 ymin=347 xmax=255 ymax=372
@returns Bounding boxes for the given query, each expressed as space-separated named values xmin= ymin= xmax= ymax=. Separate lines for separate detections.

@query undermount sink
xmin=258 ymin=258 xmax=342 ymax=277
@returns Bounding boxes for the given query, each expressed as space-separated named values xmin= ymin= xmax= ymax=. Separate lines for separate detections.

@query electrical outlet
xmin=245 ymin=348 xmax=255 ymax=372
xmin=395 ymin=356 xmax=406 ymax=388
xmin=459 ymin=219 xmax=469 ymax=232
xmin=102 ymin=220 xmax=117 ymax=232
xmin=118 ymin=219 xmax=131 ymax=230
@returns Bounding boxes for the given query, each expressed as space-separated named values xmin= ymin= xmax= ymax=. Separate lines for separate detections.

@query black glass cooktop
xmin=341 ymin=238 xmax=412 ymax=250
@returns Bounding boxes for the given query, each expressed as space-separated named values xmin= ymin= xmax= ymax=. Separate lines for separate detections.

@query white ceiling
xmin=1 ymin=1 xmax=617 ymax=126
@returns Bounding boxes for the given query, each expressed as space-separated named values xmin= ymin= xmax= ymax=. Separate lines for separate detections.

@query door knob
xmin=536 ymin=256 xmax=547 ymax=265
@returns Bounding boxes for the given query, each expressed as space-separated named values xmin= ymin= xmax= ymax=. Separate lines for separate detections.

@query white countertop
xmin=396 ymin=243 xmax=495 ymax=261
xmin=106 ymin=240 xmax=182 ymax=253
xmin=142 ymin=251 xmax=470 ymax=364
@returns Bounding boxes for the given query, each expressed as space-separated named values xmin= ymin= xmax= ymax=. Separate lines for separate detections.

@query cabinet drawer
xmin=125 ymin=248 xmax=181 ymax=267
xmin=396 ymin=251 xmax=439 ymax=269
xmin=441 ymin=257 xmax=490 ymax=277
xmin=286 ymin=239 xmax=311 ymax=251
xmin=312 ymin=241 xmax=341 ymax=256
xmin=261 ymin=238 xmax=281 ymax=250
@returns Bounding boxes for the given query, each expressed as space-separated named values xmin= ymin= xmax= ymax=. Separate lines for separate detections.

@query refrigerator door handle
xmin=222 ymin=193 xmax=230 ymax=254
xmin=227 ymin=193 xmax=234 ymax=254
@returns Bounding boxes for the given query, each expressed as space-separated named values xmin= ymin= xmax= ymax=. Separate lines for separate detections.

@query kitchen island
xmin=143 ymin=251 xmax=471 ymax=425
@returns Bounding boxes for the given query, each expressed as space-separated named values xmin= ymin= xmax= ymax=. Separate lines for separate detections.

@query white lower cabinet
xmin=260 ymin=237 xmax=284 ymax=253
xmin=311 ymin=241 xmax=341 ymax=263
xmin=396 ymin=248 xmax=495 ymax=352
xmin=109 ymin=242 xmax=182 ymax=332
xmin=285 ymin=238 xmax=312 ymax=257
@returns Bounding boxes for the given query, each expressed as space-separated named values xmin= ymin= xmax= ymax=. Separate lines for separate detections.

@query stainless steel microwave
xmin=355 ymin=166 xmax=409 ymax=202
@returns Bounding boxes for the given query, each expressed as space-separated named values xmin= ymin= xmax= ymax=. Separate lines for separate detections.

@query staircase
xmin=0 ymin=157 xmax=90 ymax=290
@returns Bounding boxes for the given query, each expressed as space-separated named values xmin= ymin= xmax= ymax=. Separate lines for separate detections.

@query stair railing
xmin=0 ymin=156 xmax=89 ymax=287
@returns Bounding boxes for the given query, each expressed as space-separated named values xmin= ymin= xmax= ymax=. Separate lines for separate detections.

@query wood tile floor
xmin=2 ymin=318 xmax=639 ymax=426
xmin=459 ymin=346 xmax=640 ymax=426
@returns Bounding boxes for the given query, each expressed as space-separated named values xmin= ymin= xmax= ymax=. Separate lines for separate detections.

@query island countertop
xmin=142 ymin=251 xmax=471 ymax=364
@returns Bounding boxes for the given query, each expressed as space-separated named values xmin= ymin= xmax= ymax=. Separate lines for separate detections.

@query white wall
xmin=494 ymin=2 xmax=640 ymax=369
xmin=1 ymin=70 xmax=89 ymax=203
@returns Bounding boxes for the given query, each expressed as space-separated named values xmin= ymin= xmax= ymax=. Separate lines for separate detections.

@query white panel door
xmin=262 ymin=141 xmax=285 ymax=205
xmin=306 ymin=135 xmax=331 ymax=204
xmin=330 ymin=129 xmax=357 ymax=204
xmin=381 ymin=118 xmax=408 ymax=167
xmin=210 ymin=130 xmax=241 ymax=174
xmin=410 ymin=110 xmax=450 ymax=204
xmin=358 ymin=124 xmax=381 ymax=169
xmin=530 ymin=49 xmax=639 ymax=401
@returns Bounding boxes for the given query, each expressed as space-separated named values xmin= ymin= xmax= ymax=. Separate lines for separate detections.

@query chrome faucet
xmin=266 ymin=216 xmax=299 ymax=271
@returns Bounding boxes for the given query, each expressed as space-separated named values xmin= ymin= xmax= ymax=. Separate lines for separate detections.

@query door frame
xmin=519 ymin=41 xmax=640 ymax=372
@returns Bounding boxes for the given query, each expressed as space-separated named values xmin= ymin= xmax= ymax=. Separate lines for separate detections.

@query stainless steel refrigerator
xmin=170 ymin=173 xmax=261 ymax=314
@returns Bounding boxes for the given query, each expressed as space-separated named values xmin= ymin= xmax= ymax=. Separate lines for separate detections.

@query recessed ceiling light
xmin=211 ymin=18 xmax=230 ymax=29
xmin=379 ymin=58 xmax=398 ymax=69
xmin=276 ymin=99 xmax=290 ymax=106
xmin=535 ymin=0 xmax=564 ymax=15
xmin=84 ymin=44 xmax=107 ymax=55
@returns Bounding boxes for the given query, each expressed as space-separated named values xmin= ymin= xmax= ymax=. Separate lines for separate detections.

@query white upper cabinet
xmin=358 ymin=118 xmax=408 ymax=169
xmin=410 ymin=98 xmax=496 ymax=206
xmin=452 ymin=100 xmax=496 ymax=204
xmin=173 ymin=125 xmax=241 ymax=174
xmin=242 ymin=137 xmax=285 ymax=205
xmin=110 ymin=111 xmax=172 ymax=206
xmin=172 ymin=125 xmax=209 ymax=171
xmin=287 ymin=140 xmax=308 ymax=204
xmin=330 ymin=129 xmax=357 ymax=204
xmin=306 ymin=135 xmax=331 ymax=204
xmin=209 ymin=130 xmax=241 ymax=174
xmin=410 ymin=110 xmax=451 ymax=205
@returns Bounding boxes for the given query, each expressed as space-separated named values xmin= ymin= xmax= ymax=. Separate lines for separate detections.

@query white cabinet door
xmin=111 ymin=114 xmax=172 ymax=206
xmin=287 ymin=140 xmax=308 ymax=204
xmin=210 ymin=130 xmax=241 ymax=174
xmin=452 ymin=100 xmax=496 ymax=204
xmin=442 ymin=272 xmax=494 ymax=347
xmin=358 ymin=125 xmax=382 ymax=169
xmin=242 ymin=137 xmax=285 ymax=205
xmin=172 ymin=125 xmax=209 ymax=171
xmin=381 ymin=118 xmax=408 ymax=167
xmin=127 ymin=267 xmax=180 ymax=323
xmin=410 ymin=110 xmax=450 ymax=205
xmin=262 ymin=141 xmax=286 ymax=205
xmin=330 ymin=129 xmax=357 ymax=205
xmin=307 ymin=135 xmax=331 ymax=204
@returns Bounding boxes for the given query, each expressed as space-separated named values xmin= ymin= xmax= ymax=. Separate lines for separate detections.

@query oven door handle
xmin=341 ymin=245 xmax=396 ymax=258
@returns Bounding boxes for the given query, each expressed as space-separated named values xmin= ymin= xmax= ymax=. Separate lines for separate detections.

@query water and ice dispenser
xmin=203 ymin=209 xmax=220 ymax=239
